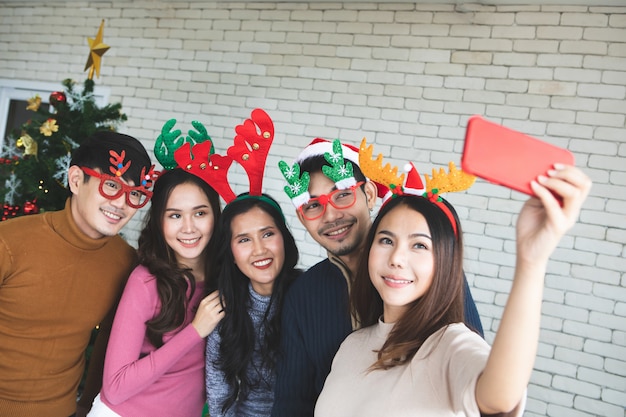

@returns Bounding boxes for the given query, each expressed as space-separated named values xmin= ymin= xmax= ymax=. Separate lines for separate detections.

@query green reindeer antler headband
xmin=279 ymin=138 xmax=360 ymax=209
xmin=154 ymin=119 xmax=214 ymax=170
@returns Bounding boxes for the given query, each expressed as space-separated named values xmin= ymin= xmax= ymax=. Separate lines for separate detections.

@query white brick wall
xmin=0 ymin=2 xmax=624 ymax=416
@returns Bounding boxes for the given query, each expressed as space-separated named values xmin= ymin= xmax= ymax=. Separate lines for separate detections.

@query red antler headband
xmin=109 ymin=150 xmax=157 ymax=190
xmin=358 ymin=138 xmax=476 ymax=236
xmin=228 ymin=108 xmax=274 ymax=198
xmin=154 ymin=109 xmax=274 ymax=205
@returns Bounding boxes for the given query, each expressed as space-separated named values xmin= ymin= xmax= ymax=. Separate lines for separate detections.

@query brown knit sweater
xmin=0 ymin=200 xmax=137 ymax=417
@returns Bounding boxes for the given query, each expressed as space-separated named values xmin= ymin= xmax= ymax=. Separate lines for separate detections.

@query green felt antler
xmin=278 ymin=160 xmax=311 ymax=208
xmin=154 ymin=119 xmax=213 ymax=170
xmin=322 ymin=139 xmax=355 ymax=189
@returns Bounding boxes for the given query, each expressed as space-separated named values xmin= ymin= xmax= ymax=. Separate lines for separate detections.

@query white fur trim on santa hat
xmin=295 ymin=138 xmax=360 ymax=166
xmin=290 ymin=191 xmax=311 ymax=209
xmin=335 ymin=176 xmax=357 ymax=190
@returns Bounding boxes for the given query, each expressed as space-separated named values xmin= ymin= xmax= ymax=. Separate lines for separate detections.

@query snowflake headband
xmin=279 ymin=138 xmax=387 ymax=209
xmin=359 ymin=138 xmax=476 ymax=236
xmin=154 ymin=109 xmax=280 ymax=213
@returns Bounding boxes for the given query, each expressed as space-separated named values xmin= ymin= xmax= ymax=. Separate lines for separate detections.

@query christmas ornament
xmin=0 ymin=156 xmax=18 ymax=165
xmin=53 ymin=153 xmax=72 ymax=186
xmin=84 ymin=19 xmax=110 ymax=79
xmin=3 ymin=173 xmax=21 ymax=205
xmin=22 ymin=199 xmax=39 ymax=215
xmin=0 ymin=137 xmax=21 ymax=159
xmin=26 ymin=94 xmax=42 ymax=111
xmin=2 ymin=203 xmax=20 ymax=221
xmin=49 ymin=91 xmax=67 ymax=105
xmin=16 ymin=133 xmax=38 ymax=157
xmin=68 ymin=90 xmax=94 ymax=112
xmin=39 ymin=119 xmax=59 ymax=137
xmin=62 ymin=135 xmax=79 ymax=150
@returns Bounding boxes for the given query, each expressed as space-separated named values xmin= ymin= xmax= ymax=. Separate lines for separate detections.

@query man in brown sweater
xmin=0 ymin=131 xmax=154 ymax=417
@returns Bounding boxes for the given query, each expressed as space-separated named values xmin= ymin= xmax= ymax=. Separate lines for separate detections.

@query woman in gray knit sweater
xmin=206 ymin=193 xmax=301 ymax=417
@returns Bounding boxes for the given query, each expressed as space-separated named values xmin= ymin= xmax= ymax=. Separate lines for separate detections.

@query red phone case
xmin=461 ymin=116 xmax=575 ymax=196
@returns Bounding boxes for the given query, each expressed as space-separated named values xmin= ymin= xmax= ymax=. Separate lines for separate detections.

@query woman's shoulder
xmin=342 ymin=321 xmax=387 ymax=347
xmin=125 ymin=264 xmax=158 ymax=290
xmin=441 ymin=323 xmax=486 ymax=343
xmin=419 ymin=323 xmax=489 ymax=361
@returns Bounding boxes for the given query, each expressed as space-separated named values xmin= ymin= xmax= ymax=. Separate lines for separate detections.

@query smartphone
xmin=461 ymin=115 xmax=575 ymax=197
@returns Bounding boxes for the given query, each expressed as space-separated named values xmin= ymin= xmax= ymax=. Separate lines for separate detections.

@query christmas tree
xmin=0 ymin=20 xmax=125 ymax=221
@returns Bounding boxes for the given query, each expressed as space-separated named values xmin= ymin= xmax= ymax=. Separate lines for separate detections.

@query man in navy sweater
xmin=272 ymin=139 xmax=483 ymax=417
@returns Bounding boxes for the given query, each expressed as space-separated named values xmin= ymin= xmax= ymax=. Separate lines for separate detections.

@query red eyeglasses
xmin=80 ymin=167 xmax=152 ymax=209
xmin=298 ymin=181 xmax=365 ymax=220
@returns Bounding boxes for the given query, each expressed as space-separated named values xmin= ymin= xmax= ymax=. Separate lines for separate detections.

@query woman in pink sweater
xmin=88 ymin=168 xmax=224 ymax=417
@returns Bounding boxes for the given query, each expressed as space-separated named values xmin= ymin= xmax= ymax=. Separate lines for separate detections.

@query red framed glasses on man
xmin=80 ymin=166 xmax=152 ymax=209
xmin=298 ymin=181 xmax=365 ymax=220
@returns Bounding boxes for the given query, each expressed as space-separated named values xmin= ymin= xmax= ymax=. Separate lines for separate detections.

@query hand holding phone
xmin=461 ymin=116 xmax=575 ymax=197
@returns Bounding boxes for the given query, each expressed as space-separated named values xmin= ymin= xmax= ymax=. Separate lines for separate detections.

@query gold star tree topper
xmin=84 ymin=19 xmax=110 ymax=79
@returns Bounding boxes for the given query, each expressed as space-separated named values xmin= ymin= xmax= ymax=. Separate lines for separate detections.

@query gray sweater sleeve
xmin=206 ymin=326 xmax=233 ymax=417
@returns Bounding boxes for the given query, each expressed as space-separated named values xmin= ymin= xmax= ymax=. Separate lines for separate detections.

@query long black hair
xmin=138 ymin=168 xmax=221 ymax=347
xmin=210 ymin=193 xmax=300 ymax=413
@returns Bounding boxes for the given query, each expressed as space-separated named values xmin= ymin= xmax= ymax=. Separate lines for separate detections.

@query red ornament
xmin=2 ymin=203 xmax=20 ymax=221
xmin=22 ymin=199 xmax=39 ymax=215
xmin=49 ymin=91 xmax=67 ymax=105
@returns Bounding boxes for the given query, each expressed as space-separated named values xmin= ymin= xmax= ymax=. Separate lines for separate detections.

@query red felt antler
xmin=139 ymin=165 xmax=158 ymax=189
xmin=109 ymin=150 xmax=131 ymax=177
xmin=227 ymin=108 xmax=274 ymax=197
xmin=169 ymin=109 xmax=274 ymax=204
xmin=174 ymin=140 xmax=237 ymax=203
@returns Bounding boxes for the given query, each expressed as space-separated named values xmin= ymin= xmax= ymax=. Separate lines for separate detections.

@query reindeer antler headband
xmin=279 ymin=138 xmax=389 ymax=209
xmin=154 ymin=109 xmax=279 ymax=212
xmin=359 ymin=138 xmax=476 ymax=235
xmin=109 ymin=149 xmax=157 ymax=190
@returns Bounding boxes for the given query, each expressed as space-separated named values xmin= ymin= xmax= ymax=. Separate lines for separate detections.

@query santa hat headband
xmin=280 ymin=138 xmax=358 ymax=209
xmin=153 ymin=109 xmax=278 ymax=211
xmin=280 ymin=138 xmax=390 ymax=209
xmin=295 ymin=138 xmax=360 ymax=166
xmin=358 ymin=138 xmax=476 ymax=236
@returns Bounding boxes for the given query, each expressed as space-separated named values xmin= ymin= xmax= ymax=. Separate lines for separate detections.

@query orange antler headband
xmin=358 ymin=138 xmax=476 ymax=235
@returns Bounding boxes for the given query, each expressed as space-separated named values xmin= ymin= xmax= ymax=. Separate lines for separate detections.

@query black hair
xmin=70 ymin=131 xmax=152 ymax=192
xmin=209 ymin=193 xmax=300 ymax=414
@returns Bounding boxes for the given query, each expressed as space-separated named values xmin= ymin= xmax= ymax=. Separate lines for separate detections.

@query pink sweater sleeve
xmin=101 ymin=266 xmax=203 ymax=404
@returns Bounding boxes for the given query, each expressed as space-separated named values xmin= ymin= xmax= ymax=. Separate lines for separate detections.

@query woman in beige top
xmin=316 ymin=164 xmax=591 ymax=417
